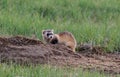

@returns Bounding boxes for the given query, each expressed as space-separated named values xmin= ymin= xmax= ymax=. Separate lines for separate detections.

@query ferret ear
xmin=42 ymin=30 xmax=45 ymax=34
xmin=51 ymin=29 xmax=54 ymax=32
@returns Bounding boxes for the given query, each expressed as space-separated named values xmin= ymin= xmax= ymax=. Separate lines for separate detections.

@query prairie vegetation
xmin=0 ymin=0 xmax=120 ymax=77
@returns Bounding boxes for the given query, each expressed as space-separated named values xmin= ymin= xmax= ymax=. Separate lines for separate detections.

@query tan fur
xmin=42 ymin=30 xmax=77 ymax=52
xmin=50 ymin=31 xmax=77 ymax=52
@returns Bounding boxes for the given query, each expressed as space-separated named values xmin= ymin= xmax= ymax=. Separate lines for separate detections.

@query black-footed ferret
xmin=42 ymin=29 xmax=77 ymax=52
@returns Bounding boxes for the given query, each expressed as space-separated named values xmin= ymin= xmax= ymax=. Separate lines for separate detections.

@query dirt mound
xmin=0 ymin=36 xmax=81 ymax=65
xmin=0 ymin=36 xmax=120 ymax=75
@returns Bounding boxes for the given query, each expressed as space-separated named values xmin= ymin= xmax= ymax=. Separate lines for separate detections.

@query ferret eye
xmin=47 ymin=33 xmax=50 ymax=36
xmin=47 ymin=33 xmax=53 ymax=36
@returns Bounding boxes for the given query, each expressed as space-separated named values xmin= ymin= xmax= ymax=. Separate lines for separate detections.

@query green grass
xmin=0 ymin=63 xmax=117 ymax=77
xmin=0 ymin=0 xmax=120 ymax=52
xmin=0 ymin=0 xmax=120 ymax=76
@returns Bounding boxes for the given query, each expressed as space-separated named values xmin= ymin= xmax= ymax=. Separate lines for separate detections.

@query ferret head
xmin=42 ymin=29 xmax=54 ymax=39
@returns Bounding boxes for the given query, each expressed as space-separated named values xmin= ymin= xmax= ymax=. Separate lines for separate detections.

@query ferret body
xmin=42 ymin=30 xmax=77 ymax=52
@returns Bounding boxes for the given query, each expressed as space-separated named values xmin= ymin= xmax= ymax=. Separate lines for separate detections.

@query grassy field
xmin=0 ymin=0 xmax=120 ymax=77
xmin=0 ymin=63 xmax=116 ymax=77
xmin=0 ymin=0 xmax=120 ymax=52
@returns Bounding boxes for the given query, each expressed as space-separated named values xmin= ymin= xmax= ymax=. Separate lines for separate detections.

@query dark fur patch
xmin=47 ymin=33 xmax=53 ymax=37
xmin=50 ymin=37 xmax=58 ymax=44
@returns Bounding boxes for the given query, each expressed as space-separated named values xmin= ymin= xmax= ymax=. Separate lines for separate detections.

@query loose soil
xmin=0 ymin=36 xmax=120 ymax=75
